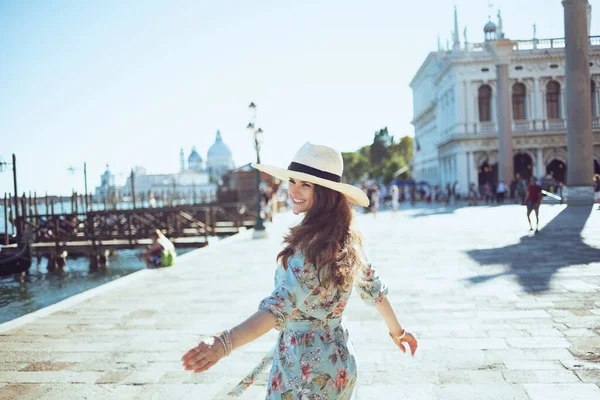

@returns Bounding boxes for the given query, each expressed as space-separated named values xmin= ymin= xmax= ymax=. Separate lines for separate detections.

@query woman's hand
xmin=181 ymin=336 xmax=225 ymax=373
xmin=389 ymin=330 xmax=418 ymax=357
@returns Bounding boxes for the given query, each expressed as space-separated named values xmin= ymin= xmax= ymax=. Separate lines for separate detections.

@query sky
xmin=0 ymin=0 xmax=598 ymax=196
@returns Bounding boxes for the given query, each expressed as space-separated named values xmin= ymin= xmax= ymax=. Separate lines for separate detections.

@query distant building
xmin=116 ymin=131 xmax=236 ymax=202
xmin=410 ymin=8 xmax=600 ymax=194
xmin=207 ymin=130 xmax=235 ymax=183
xmin=94 ymin=165 xmax=121 ymax=202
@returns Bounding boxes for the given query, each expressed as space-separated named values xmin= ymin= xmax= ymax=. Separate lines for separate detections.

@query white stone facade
xmin=411 ymin=24 xmax=600 ymax=195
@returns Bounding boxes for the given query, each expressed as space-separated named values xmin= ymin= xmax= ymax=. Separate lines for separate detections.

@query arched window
xmin=546 ymin=80 xmax=561 ymax=119
xmin=478 ymin=85 xmax=492 ymax=122
xmin=592 ymin=80 xmax=597 ymax=118
xmin=512 ymin=83 xmax=526 ymax=120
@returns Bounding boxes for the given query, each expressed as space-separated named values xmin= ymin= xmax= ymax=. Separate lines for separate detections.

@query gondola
xmin=0 ymin=230 xmax=33 ymax=276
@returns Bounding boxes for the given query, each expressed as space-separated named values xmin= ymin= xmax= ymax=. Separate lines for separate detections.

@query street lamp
xmin=67 ymin=162 xmax=89 ymax=212
xmin=247 ymin=102 xmax=267 ymax=238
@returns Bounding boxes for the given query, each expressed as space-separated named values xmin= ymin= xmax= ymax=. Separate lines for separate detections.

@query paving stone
xmin=574 ymin=369 xmax=600 ymax=383
xmin=524 ymin=383 xmax=600 ymax=400
xmin=502 ymin=370 xmax=540 ymax=384
xmin=503 ymin=361 xmax=566 ymax=370
xmin=438 ymin=370 xmax=506 ymax=384
xmin=433 ymin=384 xmax=530 ymax=400
xmin=531 ymin=370 xmax=581 ymax=383
xmin=506 ymin=337 xmax=571 ymax=349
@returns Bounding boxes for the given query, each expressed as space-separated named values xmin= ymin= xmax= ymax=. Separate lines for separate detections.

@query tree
xmin=342 ymin=130 xmax=414 ymax=185
xmin=342 ymin=151 xmax=369 ymax=184
xmin=370 ymin=128 xmax=393 ymax=179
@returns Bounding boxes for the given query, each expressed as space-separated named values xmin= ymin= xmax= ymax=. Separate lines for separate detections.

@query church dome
xmin=484 ymin=19 xmax=497 ymax=33
xmin=207 ymin=130 xmax=232 ymax=158
xmin=188 ymin=146 xmax=203 ymax=163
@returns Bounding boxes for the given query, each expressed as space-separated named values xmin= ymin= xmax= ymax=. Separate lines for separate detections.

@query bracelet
xmin=214 ymin=334 xmax=228 ymax=357
xmin=389 ymin=329 xmax=406 ymax=341
xmin=224 ymin=329 xmax=233 ymax=356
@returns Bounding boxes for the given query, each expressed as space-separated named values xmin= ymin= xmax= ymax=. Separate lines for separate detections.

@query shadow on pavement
xmin=465 ymin=206 xmax=599 ymax=293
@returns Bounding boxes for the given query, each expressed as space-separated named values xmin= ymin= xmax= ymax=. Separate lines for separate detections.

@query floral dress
xmin=228 ymin=252 xmax=387 ymax=399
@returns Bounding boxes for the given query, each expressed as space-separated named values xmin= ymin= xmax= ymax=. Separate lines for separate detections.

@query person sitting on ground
xmin=524 ymin=177 xmax=542 ymax=233
xmin=138 ymin=229 xmax=176 ymax=268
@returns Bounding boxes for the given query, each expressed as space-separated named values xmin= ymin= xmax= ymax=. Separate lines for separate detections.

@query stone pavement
xmin=0 ymin=203 xmax=599 ymax=400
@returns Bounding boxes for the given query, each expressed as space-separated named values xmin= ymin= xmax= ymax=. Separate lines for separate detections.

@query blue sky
xmin=0 ymin=0 xmax=597 ymax=195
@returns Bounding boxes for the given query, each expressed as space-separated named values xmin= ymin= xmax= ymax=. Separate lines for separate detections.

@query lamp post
xmin=247 ymin=102 xmax=267 ymax=238
xmin=67 ymin=162 xmax=89 ymax=212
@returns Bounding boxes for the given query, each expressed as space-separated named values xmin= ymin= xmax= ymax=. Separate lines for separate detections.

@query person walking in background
xmin=468 ymin=183 xmax=479 ymax=206
xmin=181 ymin=142 xmax=417 ymax=399
xmin=496 ymin=181 xmax=507 ymax=205
xmin=594 ymin=175 xmax=600 ymax=208
xmin=370 ymin=186 xmax=380 ymax=217
xmin=452 ymin=181 xmax=460 ymax=203
xmin=484 ymin=182 xmax=493 ymax=204
xmin=390 ymin=184 xmax=399 ymax=213
xmin=524 ymin=176 xmax=543 ymax=233
xmin=516 ymin=175 xmax=527 ymax=205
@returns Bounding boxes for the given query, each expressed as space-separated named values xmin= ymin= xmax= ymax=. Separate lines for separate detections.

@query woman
xmin=390 ymin=184 xmax=400 ymax=212
xmin=181 ymin=142 xmax=418 ymax=399
xmin=524 ymin=176 xmax=542 ymax=232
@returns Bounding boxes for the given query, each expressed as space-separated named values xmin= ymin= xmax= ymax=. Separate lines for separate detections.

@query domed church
xmin=206 ymin=130 xmax=235 ymax=181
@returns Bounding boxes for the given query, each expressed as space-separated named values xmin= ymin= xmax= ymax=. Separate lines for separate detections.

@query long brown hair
xmin=277 ymin=184 xmax=364 ymax=291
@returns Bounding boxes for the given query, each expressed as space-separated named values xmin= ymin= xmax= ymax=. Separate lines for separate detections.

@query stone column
xmin=468 ymin=151 xmax=475 ymax=185
xmin=532 ymin=78 xmax=541 ymax=123
xmin=563 ymin=0 xmax=593 ymax=203
xmin=486 ymin=39 xmax=516 ymax=183
xmin=536 ymin=148 xmax=545 ymax=178
xmin=456 ymin=152 xmax=469 ymax=197
xmin=438 ymin=158 xmax=446 ymax=187
xmin=464 ymin=81 xmax=471 ymax=129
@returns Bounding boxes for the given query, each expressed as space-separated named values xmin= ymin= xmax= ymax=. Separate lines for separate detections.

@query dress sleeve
xmin=258 ymin=255 xmax=317 ymax=331
xmin=354 ymin=251 xmax=388 ymax=306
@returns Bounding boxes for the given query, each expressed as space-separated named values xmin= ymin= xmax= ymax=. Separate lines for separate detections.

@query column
xmin=464 ymin=81 xmax=470 ymax=130
xmin=531 ymin=78 xmax=542 ymax=121
xmin=486 ymin=39 xmax=515 ymax=183
xmin=452 ymin=156 xmax=457 ymax=182
xmin=563 ymin=0 xmax=594 ymax=199
xmin=456 ymin=152 xmax=469 ymax=197
xmin=438 ymin=158 xmax=446 ymax=185
xmin=468 ymin=151 xmax=476 ymax=185
xmin=536 ymin=148 xmax=545 ymax=178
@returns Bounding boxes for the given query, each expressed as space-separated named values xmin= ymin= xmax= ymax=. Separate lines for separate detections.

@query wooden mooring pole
xmin=84 ymin=162 xmax=89 ymax=212
xmin=12 ymin=154 xmax=20 ymax=242
xmin=3 ymin=193 xmax=8 ymax=245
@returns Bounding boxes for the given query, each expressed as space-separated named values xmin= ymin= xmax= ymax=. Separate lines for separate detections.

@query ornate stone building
xmin=410 ymin=8 xmax=600 ymax=194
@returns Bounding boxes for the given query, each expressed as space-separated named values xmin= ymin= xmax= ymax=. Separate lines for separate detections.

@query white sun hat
xmin=252 ymin=142 xmax=370 ymax=207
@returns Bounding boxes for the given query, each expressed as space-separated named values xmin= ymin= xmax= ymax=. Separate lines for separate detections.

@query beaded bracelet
xmin=214 ymin=334 xmax=228 ymax=356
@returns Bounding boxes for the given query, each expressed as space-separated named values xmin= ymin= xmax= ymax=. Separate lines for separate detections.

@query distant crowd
xmin=357 ymin=173 xmax=569 ymax=212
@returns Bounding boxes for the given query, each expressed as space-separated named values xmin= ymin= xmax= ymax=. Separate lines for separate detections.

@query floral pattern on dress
xmin=229 ymin=251 xmax=386 ymax=399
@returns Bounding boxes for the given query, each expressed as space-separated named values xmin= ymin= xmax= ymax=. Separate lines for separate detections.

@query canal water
xmin=0 ymin=201 xmax=198 ymax=324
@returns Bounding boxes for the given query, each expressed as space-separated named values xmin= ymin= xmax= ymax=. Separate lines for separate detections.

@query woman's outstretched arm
xmin=230 ymin=310 xmax=276 ymax=350
xmin=181 ymin=311 xmax=276 ymax=373
xmin=375 ymin=296 xmax=418 ymax=356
